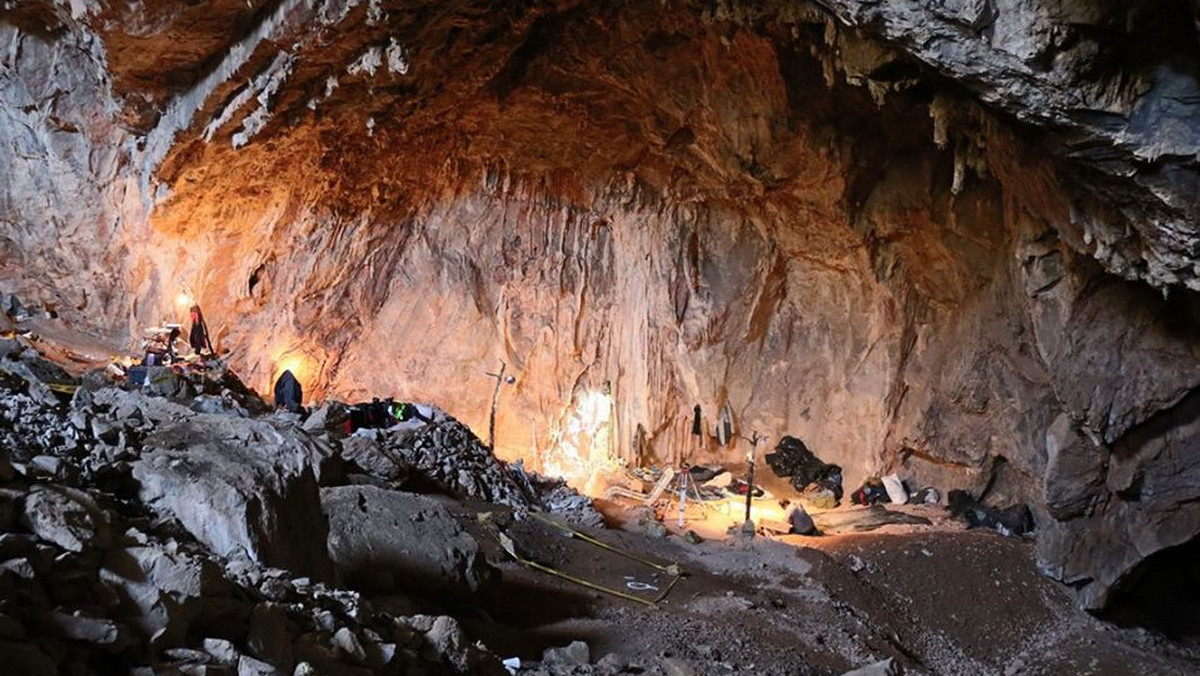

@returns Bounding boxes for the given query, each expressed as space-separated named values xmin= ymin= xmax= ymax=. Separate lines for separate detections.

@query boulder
xmin=321 ymin=486 xmax=491 ymax=594
xmin=36 ymin=610 xmax=130 ymax=651
xmin=421 ymin=615 xmax=480 ymax=673
xmin=338 ymin=436 xmax=408 ymax=483
xmin=237 ymin=654 xmax=280 ymax=676
xmin=203 ymin=637 xmax=241 ymax=666
xmin=21 ymin=484 xmax=112 ymax=552
xmin=0 ymin=353 xmax=70 ymax=406
xmin=247 ymin=602 xmax=293 ymax=672
xmin=90 ymin=387 xmax=196 ymax=428
xmin=542 ymin=640 xmax=590 ymax=668
xmin=100 ymin=544 xmax=238 ymax=647
xmin=1037 ymin=390 xmax=1200 ymax=609
xmin=133 ymin=414 xmax=334 ymax=581
xmin=1042 ymin=414 xmax=1105 ymax=520
xmin=841 ymin=658 xmax=899 ymax=676
xmin=301 ymin=403 xmax=338 ymax=433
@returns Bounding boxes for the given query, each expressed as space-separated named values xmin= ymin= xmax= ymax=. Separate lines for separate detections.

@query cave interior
xmin=2 ymin=0 xmax=1200 ymax=672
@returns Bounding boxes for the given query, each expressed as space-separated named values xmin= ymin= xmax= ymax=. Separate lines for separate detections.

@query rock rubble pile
xmin=0 ymin=344 xmax=602 ymax=674
xmin=339 ymin=416 xmax=605 ymax=528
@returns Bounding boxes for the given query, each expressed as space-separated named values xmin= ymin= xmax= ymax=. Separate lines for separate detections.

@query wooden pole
xmin=486 ymin=361 xmax=507 ymax=451
xmin=744 ymin=432 xmax=761 ymax=524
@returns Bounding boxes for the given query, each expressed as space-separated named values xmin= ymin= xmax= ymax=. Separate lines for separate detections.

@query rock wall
xmin=0 ymin=5 xmax=140 ymax=335
xmin=2 ymin=0 xmax=1199 ymax=609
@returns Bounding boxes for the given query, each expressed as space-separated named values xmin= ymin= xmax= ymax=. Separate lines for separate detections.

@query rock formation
xmin=1 ymin=0 xmax=1198 ymax=611
xmin=322 ymin=485 xmax=493 ymax=594
xmin=0 ymin=341 xmax=602 ymax=673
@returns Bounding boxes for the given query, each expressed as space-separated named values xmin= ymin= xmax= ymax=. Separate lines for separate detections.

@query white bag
xmin=882 ymin=474 xmax=908 ymax=504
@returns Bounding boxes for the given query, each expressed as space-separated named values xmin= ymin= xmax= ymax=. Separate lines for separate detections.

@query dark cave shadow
xmin=1101 ymin=535 xmax=1200 ymax=640
xmin=447 ymin=577 xmax=601 ymax=658
xmin=453 ymin=576 xmax=593 ymax=628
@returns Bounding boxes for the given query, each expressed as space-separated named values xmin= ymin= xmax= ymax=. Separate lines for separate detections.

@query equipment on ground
xmin=499 ymin=515 xmax=685 ymax=607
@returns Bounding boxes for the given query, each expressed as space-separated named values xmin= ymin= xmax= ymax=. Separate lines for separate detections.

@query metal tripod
xmin=672 ymin=467 xmax=712 ymax=528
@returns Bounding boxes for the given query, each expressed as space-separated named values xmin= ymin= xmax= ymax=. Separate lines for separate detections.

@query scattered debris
xmin=851 ymin=478 xmax=889 ymax=506
xmin=376 ymin=417 xmax=602 ymax=525
xmin=765 ymin=435 xmax=843 ymax=502
xmin=541 ymin=640 xmax=590 ymax=669
xmin=0 ymin=346 xmax=531 ymax=674
xmin=948 ymin=490 xmax=1034 ymax=537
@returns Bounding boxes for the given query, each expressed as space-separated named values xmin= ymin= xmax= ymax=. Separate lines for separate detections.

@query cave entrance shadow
xmin=1101 ymin=535 xmax=1200 ymax=640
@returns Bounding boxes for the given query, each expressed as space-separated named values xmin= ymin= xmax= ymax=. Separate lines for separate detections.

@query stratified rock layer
xmin=1 ymin=0 xmax=1199 ymax=609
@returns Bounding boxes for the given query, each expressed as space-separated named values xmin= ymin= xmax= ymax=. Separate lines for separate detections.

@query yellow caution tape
xmin=532 ymin=512 xmax=681 ymax=575
xmin=498 ymin=531 xmax=659 ymax=607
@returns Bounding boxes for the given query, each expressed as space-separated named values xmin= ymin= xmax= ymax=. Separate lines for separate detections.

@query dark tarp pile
xmin=765 ymin=436 xmax=843 ymax=501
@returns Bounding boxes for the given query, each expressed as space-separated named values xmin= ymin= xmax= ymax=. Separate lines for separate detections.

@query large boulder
xmin=338 ymin=436 xmax=408 ymax=484
xmin=321 ymin=486 xmax=492 ymax=594
xmin=1037 ymin=390 xmax=1200 ymax=609
xmin=133 ymin=414 xmax=333 ymax=581
xmin=100 ymin=544 xmax=241 ymax=648
xmin=21 ymin=484 xmax=113 ymax=553
xmin=1042 ymin=414 xmax=1105 ymax=520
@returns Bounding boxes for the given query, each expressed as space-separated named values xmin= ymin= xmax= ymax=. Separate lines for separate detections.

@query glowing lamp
xmin=175 ymin=291 xmax=193 ymax=308
xmin=277 ymin=354 xmax=307 ymax=382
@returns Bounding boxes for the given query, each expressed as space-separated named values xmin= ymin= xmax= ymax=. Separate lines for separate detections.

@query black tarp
xmin=764 ymin=436 xmax=842 ymax=496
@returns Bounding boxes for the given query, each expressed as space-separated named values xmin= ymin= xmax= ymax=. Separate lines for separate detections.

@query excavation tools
xmin=483 ymin=361 xmax=515 ymax=450
xmin=673 ymin=465 xmax=713 ymax=527
xmin=499 ymin=532 xmax=655 ymax=607
xmin=499 ymin=515 xmax=685 ymax=608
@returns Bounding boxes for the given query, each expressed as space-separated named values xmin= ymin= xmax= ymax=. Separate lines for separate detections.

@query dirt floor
xmin=444 ymin=496 xmax=1200 ymax=675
